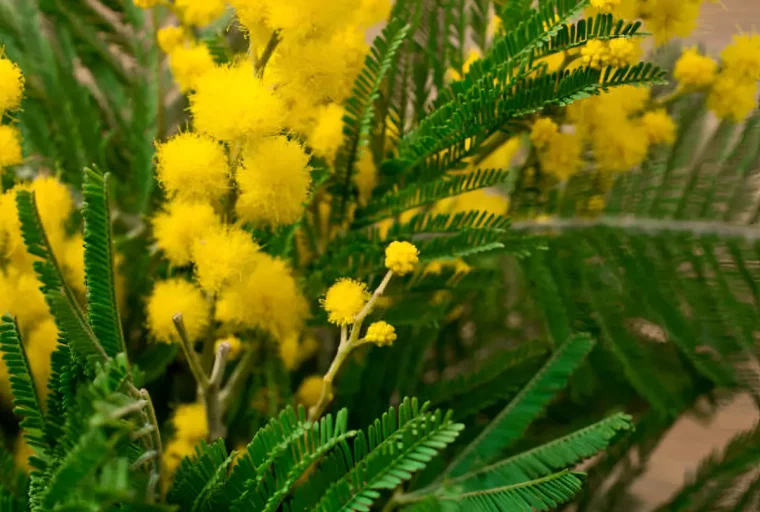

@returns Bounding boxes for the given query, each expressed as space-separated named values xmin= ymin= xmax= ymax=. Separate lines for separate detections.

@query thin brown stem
xmin=204 ymin=342 xmax=230 ymax=441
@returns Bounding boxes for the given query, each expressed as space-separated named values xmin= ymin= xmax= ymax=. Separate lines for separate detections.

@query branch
xmin=219 ymin=347 xmax=256 ymax=410
xmin=254 ymin=30 xmax=281 ymax=78
xmin=205 ymin=342 xmax=230 ymax=441
xmin=511 ymin=216 xmax=760 ymax=240
xmin=172 ymin=313 xmax=210 ymax=389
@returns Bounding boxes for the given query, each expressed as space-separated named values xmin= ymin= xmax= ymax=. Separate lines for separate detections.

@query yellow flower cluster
xmin=672 ymin=35 xmax=760 ymax=122
xmin=384 ymin=241 xmax=419 ymax=276
xmin=595 ymin=0 xmax=711 ymax=46
xmin=322 ymin=278 xmax=370 ymax=326
xmin=163 ymin=402 xmax=208 ymax=487
xmin=580 ymin=38 xmax=638 ymax=69
xmin=530 ymin=118 xmax=582 ymax=181
xmin=364 ymin=321 xmax=396 ymax=346
xmin=0 ymin=54 xmax=24 ymax=169
xmin=0 ymin=177 xmax=95 ymax=401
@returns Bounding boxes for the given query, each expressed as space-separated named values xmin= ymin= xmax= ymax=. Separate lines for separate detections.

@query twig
xmin=219 ymin=347 xmax=256 ymax=410
xmin=204 ymin=342 xmax=230 ymax=441
xmin=254 ymin=30 xmax=281 ymax=78
xmin=173 ymin=313 xmax=210 ymax=389
xmin=109 ymin=399 xmax=148 ymax=420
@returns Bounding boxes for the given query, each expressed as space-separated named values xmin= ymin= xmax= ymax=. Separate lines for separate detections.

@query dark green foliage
xmin=446 ymin=334 xmax=596 ymax=477
xmin=82 ymin=168 xmax=125 ymax=358
xmin=168 ymin=440 xmax=231 ymax=512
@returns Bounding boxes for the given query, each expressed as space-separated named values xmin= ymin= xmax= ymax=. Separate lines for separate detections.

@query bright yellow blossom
xmin=364 ymin=321 xmax=396 ymax=346
xmin=385 ymin=241 xmax=419 ymax=276
xmin=236 ymin=136 xmax=311 ymax=227
xmin=322 ymin=278 xmax=370 ymax=325
xmin=174 ymin=0 xmax=226 ymax=26
xmin=0 ymin=125 xmax=22 ymax=168
xmin=0 ymin=270 xmax=49 ymax=329
xmin=267 ymin=0 xmax=359 ymax=38
xmin=590 ymin=0 xmax=621 ymax=12
xmin=309 ymin=104 xmax=345 ymax=162
xmin=355 ymin=151 xmax=378 ymax=206
xmin=297 ymin=375 xmax=324 ymax=407
xmin=133 ymin=0 xmax=161 ymax=8
xmin=539 ymin=133 xmax=583 ymax=180
xmin=27 ymin=318 xmax=59 ymax=400
xmin=62 ymin=234 xmax=86 ymax=295
xmin=640 ymin=110 xmax=676 ymax=145
xmin=530 ymin=118 xmax=559 ymax=149
xmin=147 ymin=279 xmax=209 ymax=343
xmin=720 ymin=33 xmax=760 ymax=82
xmin=191 ymin=64 xmax=286 ymax=142
xmin=581 ymin=40 xmax=609 ymax=69
xmin=0 ymin=55 xmax=24 ymax=113
xmin=354 ymin=0 xmax=392 ymax=27
xmin=640 ymin=0 xmax=701 ymax=46
xmin=606 ymin=38 xmax=638 ymax=68
xmin=593 ymin=121 xmax=649 ymax=172
xmin=162 ymin=437 xmax=195 ymax=485
xmin=673 ymin=48 xmax=717 ymax=88
xmin=153 ymin=201 xmax=220 ymax=266
xmin=155 ymin=132 xmax=230 ymax=202
xmin=215 ymin=336 xmax=242 ymax=360
xmin=31 ymin=177 xmax=74 ymax=252
xmin=157 ymin=26 xmax=186 ymax=54
xmin=192 ymin=226 xmax=259 ymax=293
xmin=216 ymin=253 xmax=308 ymax=341
xmin=172 ymin=402 xmax=208 ymax=441
xmin=707 ymin=74 xmax=758 ymax=122
xmin=168 ymin=43 xmax=215 ymax=92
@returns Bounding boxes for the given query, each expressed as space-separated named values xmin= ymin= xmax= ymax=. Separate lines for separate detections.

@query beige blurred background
xmin=623 ymin=1 xmax=760 ymax=509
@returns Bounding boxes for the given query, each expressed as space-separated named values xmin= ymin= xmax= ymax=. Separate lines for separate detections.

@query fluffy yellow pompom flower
xmin=309 ymin=104 xmax=345 ymax=162
xmin=133 ymin=0 xmax=161 ymax=8
xmin=640 ymin=0 xmax=700 ymax=46
xmin=640 ymin=110 xmax=676 ymax=145
xmin=157 ymin=26 xmax=186 ymax=53
xmin=267 ymin=0 xmax=358 ymax=38
xmin=162 ymin=437 xmax=195 ymax=485
xmin=155 ymin=132 xmax=230 ymax=202
xmin=530 ymin=118 xmax=558 ymax=149
xmin=720 ymin=33 xmax=760 ymax=82
xmin=169 ymin=43 xmax=215 ymax=92
xmin=606 ymin=38 xmax=637 ymax=68
xmin=673 ymin=48 xmax=717 ymax=88
xmin=175 ymin=0 xmax=226 ymax=26
xmin=707 ymin=75 xmax=758 ymax=122
xmin=590 ymin=0 xmax=621 ymax=12
xmin=31 ymin=177 xmax=74 ymax=252
xmin=297 ymin=375 xmax=324 ymax=407
xmin=62 ymin=234 xmax=86 ymax=295
xmin=322 ymin=278 xmax=370 ymax=326
xmin=236 ymin=136 xmax=311 ymax=227
xmin=215 ymin=335 xmax=242 ymax=360
xmin=0 ymin=125 xmax=22 ymax=168
xmin=27 ymin=318 xmax=59 ymax=399
xmin=0 ymin=55 xmax=24 ymax=113
xmin=192 ymin=226 xmax=259 ymax=293
xmin=153 ymin=201 xmax=220 ymax=266
xmin=539 ymin=133 xmax=582 ymax=180
xmin=355 ymin=151 xmax=378 ymax=206
xmin=364 ymin=321 xmax=397 ymax=347
xmin=355 ymin=0 xmax=392 ymax=27
xmin=147 ymin=279 xmax=209 ymax=343
xmin=593 ymin=122 xmax=649 ymax=172
xmin=0 ymin=270 xmax=49 ymax=328
xmin=190 ymin=64 xmax=286 ymax=142
xmin=385 ymin=241 xmax=419 ymax=276
xmin=172 ymin=402 xmax=208 ymax=441
xmin=581 ymin=40 xmax=609 ymax=69
xmin=0 ymin=190 xmax=24 ymax=264
xmin=216 ymin=253 xmax=308 ymax=340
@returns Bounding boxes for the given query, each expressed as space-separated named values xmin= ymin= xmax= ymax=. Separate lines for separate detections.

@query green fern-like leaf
xmin=168 ymin=439 xmax=231 ymax=512
xmin=446 ymin=334 xmax=596 ymax=478
xmin=332 ymin=17 xmax=411 ymax=220
xmin=229 ymin=407 xmax=355 ymax=511
xmin=15 ymin=190 xmax=108 ymax=372
xmin=82 ymin=167 xmax=125 ymax=358
xmin=0 ymin=316 xmax=48 ymax=468
xmin=452 ymin=413 xmax=633 ymax=490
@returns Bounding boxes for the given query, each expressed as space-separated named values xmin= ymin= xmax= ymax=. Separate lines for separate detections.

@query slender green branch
xmin=205 ymin=342 xmax=230 ymax=441
xmin=219 ymin=347 xmax=256 ymax=410
xmin=173 ymin=313 xmax=210 ymax=389
xmin=255 ymin=30 xmax=281 ymax=78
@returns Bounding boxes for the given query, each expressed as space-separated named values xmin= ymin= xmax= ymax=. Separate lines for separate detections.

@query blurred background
xmin=631 ymin=1 xmax=760 ymax=509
